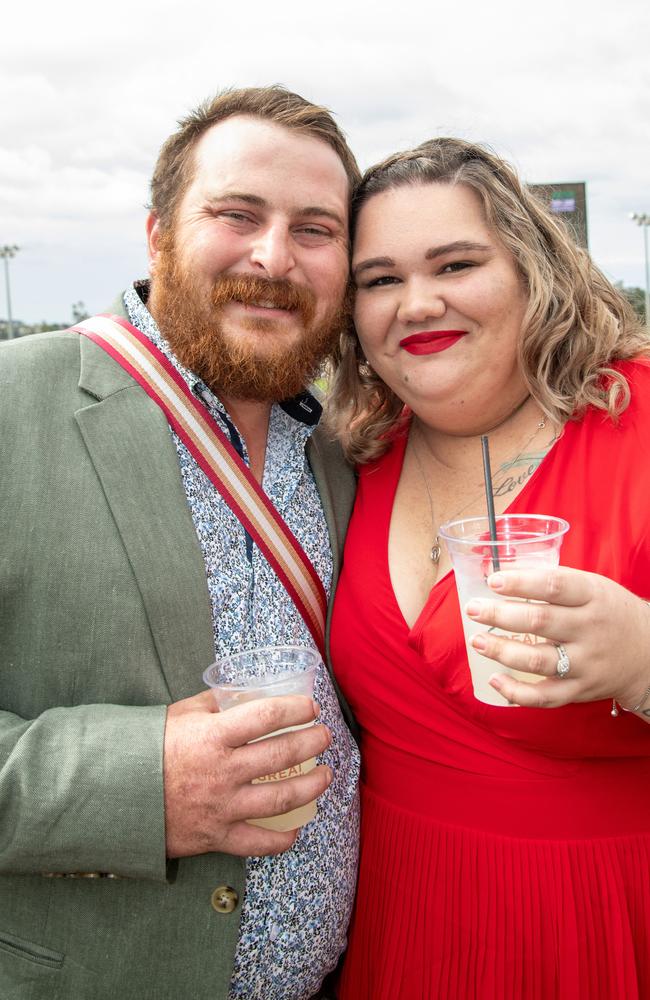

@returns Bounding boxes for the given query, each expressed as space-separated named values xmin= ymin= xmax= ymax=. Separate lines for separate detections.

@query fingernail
xmin=487 ymin=573 xmax=505 ymax=590
xmin=488 ymin=673 xmax=504 ymax=690
xmin=325 ymin=767 xmax=333 ymax=785
xmin=471 ymin=634 xmax=487 ymax=652
xmin=465 ymin=600 xmax=483 ymax=618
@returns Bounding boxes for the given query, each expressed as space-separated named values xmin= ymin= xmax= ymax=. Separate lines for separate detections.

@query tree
xmin=615 ymin=283 xmax=646 ymax=324
xmin=71 ymin=301 xmax=89 ymax=324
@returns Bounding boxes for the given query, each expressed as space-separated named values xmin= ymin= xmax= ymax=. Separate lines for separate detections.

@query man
xmin=0 ymin=87 xmax=360 ymax=999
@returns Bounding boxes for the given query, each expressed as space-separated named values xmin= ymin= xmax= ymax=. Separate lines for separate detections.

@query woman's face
xmin=352 ymin=181 xmax=530 ymax=432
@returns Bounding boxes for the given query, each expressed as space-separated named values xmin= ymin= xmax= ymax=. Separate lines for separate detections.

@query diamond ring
xmin=555 ymin=643 xmax=570 ymax=678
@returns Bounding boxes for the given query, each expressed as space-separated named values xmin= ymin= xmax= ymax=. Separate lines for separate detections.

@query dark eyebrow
xmin=425 ymin=240 xmax=492 ymax=260
xmin=352 ymin=256 xmax=395 ymax=280
xmin=208 ymin=193 xmax=345 ymax=227
xmin=352 ymin=240 xmax=493 ymax=280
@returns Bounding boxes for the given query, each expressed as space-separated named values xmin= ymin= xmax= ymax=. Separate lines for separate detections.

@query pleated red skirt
xmin=338 ymin=752 xmax=650 ymax=1000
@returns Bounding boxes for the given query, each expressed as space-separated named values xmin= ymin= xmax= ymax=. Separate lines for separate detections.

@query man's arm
xmin=0 ymin=703 xmax=169 ymax=879
xmin=0 ymin=693 xmax=332 ymax=878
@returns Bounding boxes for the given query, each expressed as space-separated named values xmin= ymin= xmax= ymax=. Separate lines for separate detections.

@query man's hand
xmin=163 ymin=691 xmax=332 ymax=858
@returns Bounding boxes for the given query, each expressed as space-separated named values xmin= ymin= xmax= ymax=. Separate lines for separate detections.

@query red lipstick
xmin=399 ymin=330 xmax=467 ymax=355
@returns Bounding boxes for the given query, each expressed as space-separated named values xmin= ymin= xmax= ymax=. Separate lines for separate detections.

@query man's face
xmin=147 ymin=115 xmax=351 ymax=401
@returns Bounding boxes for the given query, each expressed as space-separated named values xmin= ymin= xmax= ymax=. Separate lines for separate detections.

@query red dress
xmin=331 ymin=360 xmax=650 ymax=1000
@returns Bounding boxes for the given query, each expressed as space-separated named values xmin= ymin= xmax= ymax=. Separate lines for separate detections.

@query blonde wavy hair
xmin=327 ymin=137 xmax=648 ymax=464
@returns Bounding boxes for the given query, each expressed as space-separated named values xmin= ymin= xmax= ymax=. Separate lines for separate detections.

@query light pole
xmin=0 ymin=244 xmax=20 ymax=339
xmin=629 ymin=213 xmax=650 ymax=328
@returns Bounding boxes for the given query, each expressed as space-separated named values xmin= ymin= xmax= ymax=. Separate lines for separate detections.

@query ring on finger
xmin=554 ymin=643 xmax=571 ymax=678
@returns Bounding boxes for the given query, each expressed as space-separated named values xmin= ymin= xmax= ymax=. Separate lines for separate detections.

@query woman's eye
xmin=360 ymin=275 xmax=400 ymax=289
xmin=441 ymin=260 xmax=474 ymax=274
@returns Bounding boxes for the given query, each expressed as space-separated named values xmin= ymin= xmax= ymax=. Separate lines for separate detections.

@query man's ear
xmin=146 ymin=212 xmax=163 ymax=271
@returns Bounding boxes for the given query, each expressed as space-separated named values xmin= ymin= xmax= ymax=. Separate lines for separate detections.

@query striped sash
xmin=74 ymin=314 xmax=327 ymax=655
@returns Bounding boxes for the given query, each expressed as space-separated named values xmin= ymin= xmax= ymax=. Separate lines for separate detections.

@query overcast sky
xmin=2 ymin=0 xmax=648 ymax=323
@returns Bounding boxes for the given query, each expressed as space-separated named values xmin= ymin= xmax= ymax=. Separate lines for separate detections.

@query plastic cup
xmin=439 ymin=514 xmax=570 ymax=706
xmin=203 ymin=645 xmax=321 ymax=831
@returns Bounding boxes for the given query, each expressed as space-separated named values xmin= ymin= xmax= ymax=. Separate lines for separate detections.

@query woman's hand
xmin=465 ymin=567 xmax=650 ymax=712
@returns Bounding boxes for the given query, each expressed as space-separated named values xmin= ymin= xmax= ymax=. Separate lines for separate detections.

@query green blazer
xmin=0 ymin=309 xmax=356 ymax=999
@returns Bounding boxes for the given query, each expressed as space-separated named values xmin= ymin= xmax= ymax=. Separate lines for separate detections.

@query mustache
xmin=210 ymin=274 xmax=316 ymax=324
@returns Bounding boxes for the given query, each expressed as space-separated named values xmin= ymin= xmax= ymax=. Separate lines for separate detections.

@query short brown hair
xmin=150 ymin=85 xmax=360 ymax=231
xmin=328 ymin=136 xmax=648 ymax=464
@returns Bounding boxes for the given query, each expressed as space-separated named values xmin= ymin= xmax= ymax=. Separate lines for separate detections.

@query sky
xmin=2 ymin=0 xmax=649 ymax=324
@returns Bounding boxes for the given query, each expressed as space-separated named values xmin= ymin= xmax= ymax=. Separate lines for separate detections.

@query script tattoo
xmin=492 ymin=434 xmax=558 ymax=498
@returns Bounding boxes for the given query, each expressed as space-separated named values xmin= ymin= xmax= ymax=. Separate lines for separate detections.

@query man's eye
xmin=295 ymin=226 xmax=331 ymax=238
xmin=220 ymin=211 xmax=253 ymax=223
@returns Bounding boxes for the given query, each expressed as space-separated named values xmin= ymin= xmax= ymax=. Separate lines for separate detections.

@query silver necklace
xmin=411 ymin=416 xmax=547 ymax=564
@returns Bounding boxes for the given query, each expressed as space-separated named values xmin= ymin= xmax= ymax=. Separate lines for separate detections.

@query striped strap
xmin=74 ymin=314 xmax=327 ymax=655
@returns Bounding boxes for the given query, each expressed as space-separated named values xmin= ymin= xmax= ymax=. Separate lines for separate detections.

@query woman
xmin=327 ymin=138 xmax=650 ymax=999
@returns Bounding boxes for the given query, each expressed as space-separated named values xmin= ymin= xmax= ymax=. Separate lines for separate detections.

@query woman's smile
xmin=398 ymin=330 xmax=468 ymax=354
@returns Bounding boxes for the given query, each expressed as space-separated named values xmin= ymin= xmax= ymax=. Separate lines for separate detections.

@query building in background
xmin=529 ymin=182 xmax=588 ymax=248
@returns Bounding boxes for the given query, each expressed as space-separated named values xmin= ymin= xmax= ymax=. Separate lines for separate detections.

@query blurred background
xmin=1 ymin=0 xmax=648 ymax=335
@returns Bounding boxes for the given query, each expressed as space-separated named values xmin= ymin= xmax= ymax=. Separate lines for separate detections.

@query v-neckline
xmin=384 ymin=418 xmax=567 ymax=638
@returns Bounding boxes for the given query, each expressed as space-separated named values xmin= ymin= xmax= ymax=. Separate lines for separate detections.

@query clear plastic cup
xmin=439 ymin=514 xmax=570 ymax=706
xmin=203 ymin=645 xmax=321 ymax=830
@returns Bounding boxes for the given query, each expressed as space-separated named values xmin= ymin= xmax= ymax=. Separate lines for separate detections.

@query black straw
xmin=480 ymin=435 xmax=501 ymax=572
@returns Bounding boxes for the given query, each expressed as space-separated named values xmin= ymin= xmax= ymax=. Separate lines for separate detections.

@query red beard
xmin=148 ymin=236 xmax=349 ymax=402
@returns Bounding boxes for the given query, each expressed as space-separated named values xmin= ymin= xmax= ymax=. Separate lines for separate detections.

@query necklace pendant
xmin=430 ymin=537 xmax=442 ymax=564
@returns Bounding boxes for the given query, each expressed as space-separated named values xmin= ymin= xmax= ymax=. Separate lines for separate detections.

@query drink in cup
xmin=203 ymin=645 xmax=321 ymax=831
xmin=439 ymin=515 xmax=569 ymax=706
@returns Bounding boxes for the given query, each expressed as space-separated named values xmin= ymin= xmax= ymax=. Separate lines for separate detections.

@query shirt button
xmin=211 ymin=886 xmax=239 ymax=914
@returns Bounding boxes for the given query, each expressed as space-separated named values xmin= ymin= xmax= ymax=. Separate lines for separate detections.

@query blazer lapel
xmin=307 ymin=431 xmax=355 ymax=588
xmin=74 ymin=334 xmax=214 ymax=702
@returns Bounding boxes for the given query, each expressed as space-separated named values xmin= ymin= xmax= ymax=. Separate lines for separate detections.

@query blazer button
xmin=211 ymin=886 xmax=239 ymax=914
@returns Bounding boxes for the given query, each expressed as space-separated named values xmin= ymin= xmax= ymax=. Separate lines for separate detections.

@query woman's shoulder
xmin=613 ymin=356 xmax=650 ymax=421
xmin=614 ymin=355 xmax=650 ymax=381
xmin=569 ymin=357 xmax=650 ymax=466
xmin=576 ymin=357 xmax=650 ymax=433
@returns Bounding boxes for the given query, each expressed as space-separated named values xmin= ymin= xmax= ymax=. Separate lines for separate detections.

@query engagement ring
xmin=555 ymin=643 xmax=571 ymax=678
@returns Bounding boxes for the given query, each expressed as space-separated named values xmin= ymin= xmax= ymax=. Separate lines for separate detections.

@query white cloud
xmin=2 ymin=0 xmax=649 ymax=320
